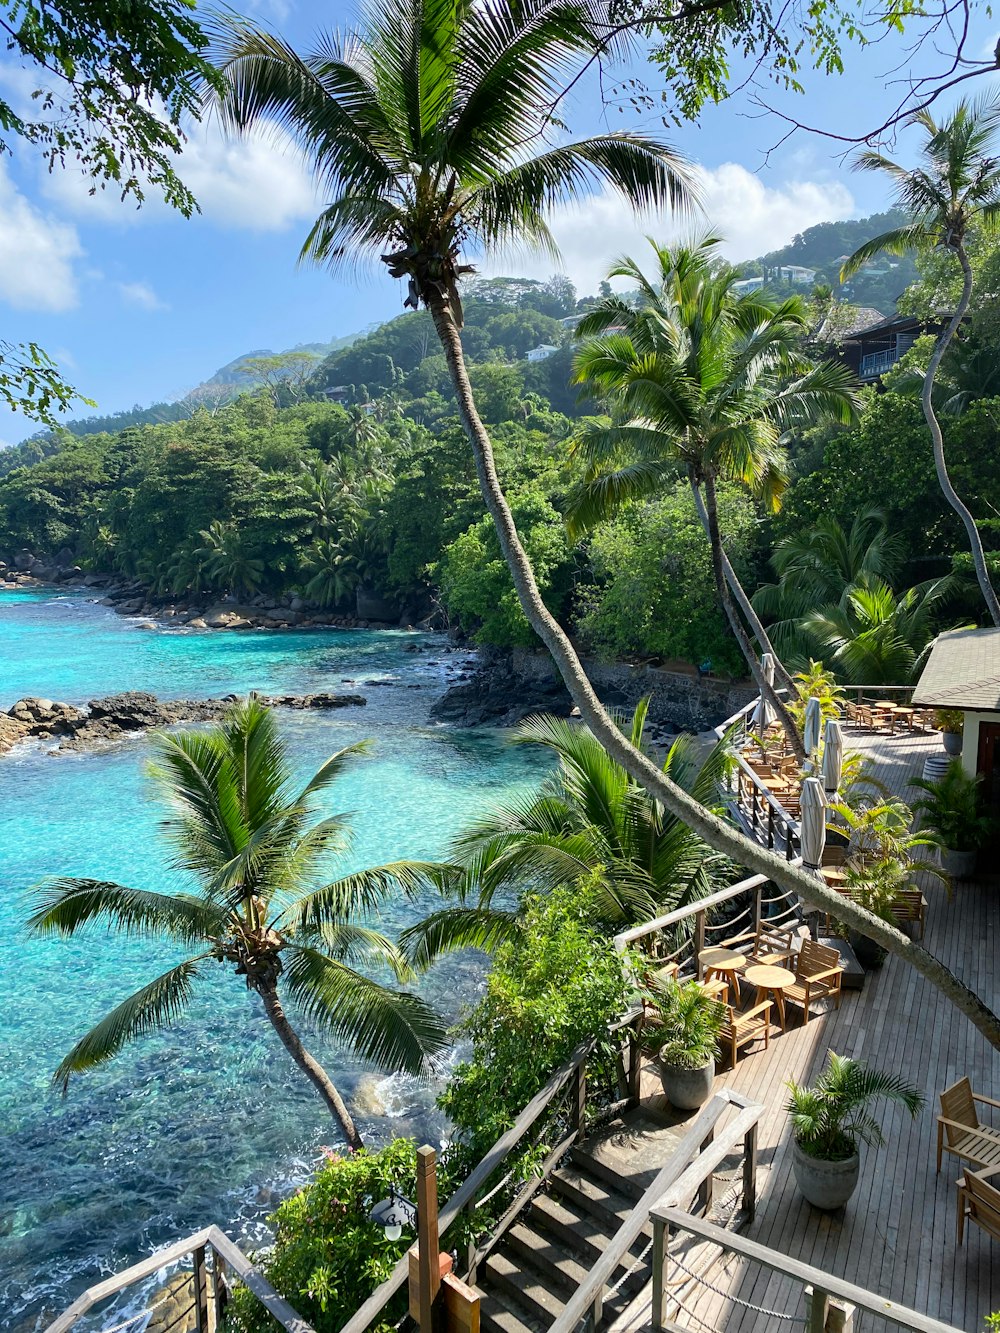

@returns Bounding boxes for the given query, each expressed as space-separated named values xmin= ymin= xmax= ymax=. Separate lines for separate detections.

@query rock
xmin=228 ymin=618 xmax=254 ymax=630
xmin=187 ymin=618 xmax=208 ymax=629
xmin=289 ymin=595 xmax=304 ymax=612
xmin=87 ymin=692 xmax=173 ymax=730
xmin=118 ymin=598 xmax=144 ymax=614
xmin=13 ymin=550 xmax=34 ymax=571
xmin=266 ymin=608 xmax=302 ymax=626
xmin=136 ymin=621 xmax=157 ymax=630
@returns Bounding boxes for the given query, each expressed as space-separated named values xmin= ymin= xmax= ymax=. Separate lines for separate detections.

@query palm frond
xmin=27 ymin=880 xmax=226 ymax=943
xmin=398 ymin=905 xmax=523 ymax=969
xmin=282 ymin=860 xmax=454 ymax=931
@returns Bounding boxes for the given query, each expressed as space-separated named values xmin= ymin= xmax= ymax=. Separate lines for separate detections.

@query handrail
xmin=547 ymin=1090 xmax=763 ymax=1333
xmin=651 ymin=1206 xmax=965 ymax=1333
xmin=46 ymin=1225 xmax=314 ymax=1333
xmin=613 ymin=874 xmax=769 ymax=951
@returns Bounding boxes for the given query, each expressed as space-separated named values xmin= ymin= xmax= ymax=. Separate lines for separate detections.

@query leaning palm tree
xmin=28 ymin=698 xmax=446 ymax=1149
xmin=842 ymin=93 xmax=1000 ymax=626
xmin=569 ymin=237 xmax=860 ymax=757
xmin=402 ymin=701 xmax=731 ymax=967
xmin=205 ymin=0 xmax=1000 ymax=1052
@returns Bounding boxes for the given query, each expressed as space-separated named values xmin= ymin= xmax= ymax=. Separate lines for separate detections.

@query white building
xmin=775 ymin=265 xmax=817 ymax=285
xmin=732 ymin=276 xmax=765 ymax=295
xmin=526 ymin=344 xmax=560 ymax=363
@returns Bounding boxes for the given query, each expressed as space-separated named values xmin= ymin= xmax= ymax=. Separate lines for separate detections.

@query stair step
xmin=549 ymin=1167 xmax=641 ymax=1228
xmin=477 ymin=1287 xmax=542 ymax=1333
xmin=481 ymin=1250 xmax=567 ymax=1328
xmin=504 ymin=1222 xmax=592 ymax=1294
xmin=529 ymin=1193 xmax=651 ymax=1269
xmin=569 ymin=1146 xmax=645 ymax=1202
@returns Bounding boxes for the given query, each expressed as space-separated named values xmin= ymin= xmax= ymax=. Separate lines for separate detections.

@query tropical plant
xmin=753 ymin=510 xmax=903 ymax=660
xmin=27 ymin=698 xmax=446 ymax=1148
xmin=196 ymin=519 xmax=265 ymax=597
xmin=787 ymin=1053 xmax=922 ymax=1161
xmin=842 ymin=93 xmax=1000 ymax=626
xmin=199 ymin=0 xmax=1000 ymax=1056
xmin=910 ymin=760 xmax=996 ymax=853
xmin=569 ymin=237 xmax=860 ymax=754
xmin=801 ymin=576 xmax=963 ymax=685
xmin=401 ymin=702 xmax=732 ymax=967
xmin=934 ymin=708 xmax=964 ymax=736
xmin=786 ymin=660 xmax=845 ymax=732
xmin=826 ymin=795 xmax=941 ymax=873
xmin=641 ymin=976 xmax=725 ymax=1070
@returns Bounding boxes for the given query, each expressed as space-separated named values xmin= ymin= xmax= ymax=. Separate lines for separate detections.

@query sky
xmin=0 ymin=0 xmax=997 ymax=447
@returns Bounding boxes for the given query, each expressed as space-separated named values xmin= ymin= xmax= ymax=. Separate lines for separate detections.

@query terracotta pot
xmin=791 ymin=1140 xmax=860 ymax=1210
xmin=659 ymin=1057 xmax=714 ymax=1109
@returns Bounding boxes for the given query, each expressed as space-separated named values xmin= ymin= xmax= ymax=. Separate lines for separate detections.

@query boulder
xmin=87 ymin=692 xmax=173 ymax=730
xmin=187 ymin=618 xmax=208 ymax=629
xmin=13 ymin=550 xmax=34 ymax=571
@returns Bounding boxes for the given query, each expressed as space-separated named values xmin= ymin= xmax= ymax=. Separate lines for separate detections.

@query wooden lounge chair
xmin=890 ymin=888 xmax=927 ymax=940
xmin=718 ymin=1001 xmax=772 ymax=1067
xmin=782 ymin=940 xmax=843 ymax=1024
xmin=957 ymin=1167 xmax=1000 ymax=1244
xmin=937 ymin=1078 xmax=1000 ymax=1174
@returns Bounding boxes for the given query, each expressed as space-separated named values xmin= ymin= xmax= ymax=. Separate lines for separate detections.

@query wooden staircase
xmin=473 ymin=1147 xmax=654 ymax=1333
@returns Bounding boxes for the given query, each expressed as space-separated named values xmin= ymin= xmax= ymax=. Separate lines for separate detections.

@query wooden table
xmin=744 ymin=962 xmax=796 ymax=1032
xmin=698 ymin=947 xmax=747 ymax=1001
xmin=821 ymin=867 xmax=848 ymax=884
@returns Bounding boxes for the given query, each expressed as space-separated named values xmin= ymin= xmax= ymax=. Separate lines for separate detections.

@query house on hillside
xmin=322 ymin=385 xmax=351 ymax=405
xmin=774 ymin=264 xmax=817 ymax=285
xmin=836 ymin=312 xmax=960 ymax=383
xmin=525 ymin=344 xmax=559 ymax=363
xmin=733 ymin=276 xmax=765 ymax=295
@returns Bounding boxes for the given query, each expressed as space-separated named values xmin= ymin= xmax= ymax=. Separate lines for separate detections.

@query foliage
xmin=826 ymin=795 xmax=940 ymax=871
xmin=224 ymin=1138 xmax=459 ymax=1333
xmin=438 ymin=888 xmax=633 ymax=1165
xmin=27 ymin=699 xmax=446 ymax=1144
xmin=934 ymin=708 xmax=964 ymax=735
xmin=787 ymin=661 xmax=845 ymax=732
xmin=787 ymin=1052 xmax=922 ymax=1161
xmin=909 ymin=761 xmax=996 ymax=853
xmin=641 ymin=977 xmax=725 ymax=1070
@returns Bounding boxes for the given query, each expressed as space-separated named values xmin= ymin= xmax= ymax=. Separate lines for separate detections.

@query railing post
xmin=693 ymin=911 xmax=706 ymax=976
xmin=742 ymin=1123 xmax=758 ymax=1224
xmin=212 ymin=1248 xmax=228 ymax=1331
xmin=697 ymin=1130 xmax=714 ymax=1214
xmin=805 ymin=1284 xmax=829 ymax=1333
xmin=573 ymin=1060 xmax=587 ymax=1138
xmin=651 ymin=1216 xmax=667 ymax=1333
xmin=592 ymin=1286 xmax=604 ymax=1330
xmin=627 ymin=1020 xmax=641 ymax=1107
xmin=192 ymin=1245 xmax=209 ymax=1333
xmin=752 ymin=882 xmax=763 ymax=936
xmin=767 ymin=803 xmax=775 ymax=850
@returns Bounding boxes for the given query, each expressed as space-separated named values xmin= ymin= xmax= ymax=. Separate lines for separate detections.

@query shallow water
xmin=0 ymin=591 xmax=544 ymax=1329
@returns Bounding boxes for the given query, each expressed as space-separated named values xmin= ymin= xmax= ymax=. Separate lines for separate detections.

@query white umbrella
xmin=822 ymin=718 xmax=844 ymax=796
xmin=752 ymin=653 xmax=776 ymax=733
xmin=803 ymin=696 xmax=822 ymax=759
xmin=799 ymin=777 xmax=828 ymax=874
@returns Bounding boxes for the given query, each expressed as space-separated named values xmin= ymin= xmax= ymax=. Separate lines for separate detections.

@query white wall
xmin=960 ymin=711 xmax=993 ymax=777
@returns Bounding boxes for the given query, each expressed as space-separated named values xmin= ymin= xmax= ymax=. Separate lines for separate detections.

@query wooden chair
xmin=718 ymin=1001 xmax=772 ymax=1068
xmin=844 ymin=700 xmax=861 ymax=728
xmin=890 ymin=888 xmax=927 ymax=940
xmin=957 ymin=1167 xmax=1000 ymax=1244
xmin=937 ymin=1078 xmax=1000 ymax=1174
xmin=782 ymin=940 xmax=843 ymax=1024
xmin=741 ymin=922 xmax=798 ymax=967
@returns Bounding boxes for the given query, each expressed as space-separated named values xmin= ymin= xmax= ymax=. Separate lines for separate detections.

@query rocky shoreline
xmin=0 ymin=690 xmax=367 ymax=757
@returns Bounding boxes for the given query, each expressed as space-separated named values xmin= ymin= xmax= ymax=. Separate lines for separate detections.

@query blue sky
xmin=0 ymin=0 xmax=997 ymax=446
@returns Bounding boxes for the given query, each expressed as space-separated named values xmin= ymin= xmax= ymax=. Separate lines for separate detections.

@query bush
xmin=224 ymin=1138 xmax=458 ymax=1333
xmin=439 ymin=886 xmax=633 ymax=1166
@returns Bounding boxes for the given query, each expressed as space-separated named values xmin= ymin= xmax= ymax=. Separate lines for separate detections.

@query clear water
xmin=0 ymin=591 xmax=544 ymax=1329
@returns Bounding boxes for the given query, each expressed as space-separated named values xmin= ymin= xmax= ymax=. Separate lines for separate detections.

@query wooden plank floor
xmin=635 ymin=727 xmax=1000 ymax=1332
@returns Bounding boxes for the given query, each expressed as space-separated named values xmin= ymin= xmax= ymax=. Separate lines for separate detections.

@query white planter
xmin=791 ymin=1140 xmax=860 ymax=1210
xmin=659 ymin=1058 xmax=714 ymax=1109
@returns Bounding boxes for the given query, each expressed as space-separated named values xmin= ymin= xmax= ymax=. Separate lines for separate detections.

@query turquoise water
xmin=0 ymin=591 xmax=543 ymax=1329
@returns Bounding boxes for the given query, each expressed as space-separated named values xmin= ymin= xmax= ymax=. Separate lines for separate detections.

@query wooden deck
xmin=627 ymin=726 xmax=1000 ymax=1332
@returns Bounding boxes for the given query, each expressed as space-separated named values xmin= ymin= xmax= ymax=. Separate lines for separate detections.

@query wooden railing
xmin=340 ymin=1012 xmax=644 ymax=1333
xmin=45 ymin=1224 xmax=314 ymax=1333
xmin=548 ymin=1089 xmax=763 ymax=1333
xmin=613 ymin=871 xmax=801 ymax=982
xmin=650 ymin=1206 xmax=966 ymax=1333
xmin=713 ymin=698 xmax=802 ymax=857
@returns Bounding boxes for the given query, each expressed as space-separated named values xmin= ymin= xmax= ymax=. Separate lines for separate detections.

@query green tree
xmin=204 ymin=0 xmax=1000 ymax=1051
xmin=28 ymin=699 xmax=446 ymax=1148
xmin=196 ymin=519 xmax=264 ymax=598
xmin=571 ymin=237 xmax=859 ymax=756
xmin=842 ymin=93 xmax=1000 ymax=625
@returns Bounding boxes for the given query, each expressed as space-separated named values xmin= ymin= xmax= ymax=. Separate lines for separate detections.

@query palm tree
xmin=204 ymin=0 xmax=1000 ymax=1053
xmin=842 ymin=93 xmax=1000 ymax=625
xmin=28 ymin=698 xmax=446 ymax=1149
xmin=401 ymin=702 xmax=731 ymax=967
xmin=569 ymin=237 xmax=860 ymax=756
xmin=752 ymin=509 xmax=904 ymax=660
xmin=802 ymin=574 xmax=965 ymax=686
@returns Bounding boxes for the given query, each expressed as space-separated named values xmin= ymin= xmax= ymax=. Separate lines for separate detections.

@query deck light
xmin=370 ymin=1189 xmax=416 ymax=1241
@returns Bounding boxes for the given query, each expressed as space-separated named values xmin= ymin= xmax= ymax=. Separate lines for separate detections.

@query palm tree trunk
xmin=923 ymin=241 xmax=1000 ymax=626
xmin=258 ymin=979 xmax=364 ymax=1149
xmin=700 ymin=474 xmax=806 ymax=761
xmin=427 ymin=292 xmax=1000 ymax=1053
xmin=689 ymin=481 xmax=795 ymax=691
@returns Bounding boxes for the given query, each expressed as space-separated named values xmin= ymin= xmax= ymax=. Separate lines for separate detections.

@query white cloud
xmin=42 ymin=116 xmax=320 ymax=232
xmin=483 ymin=163 xmax=855 ymax=294
xmin=0 ymin=162 xmax=82 ymax=311
xmin=118 ymin=280 xmax=168 ymax=311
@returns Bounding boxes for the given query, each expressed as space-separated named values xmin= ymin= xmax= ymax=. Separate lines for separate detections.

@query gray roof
xmin=814 ymin=306 xmax=885 ymax=343
xmin=912 ymin=627 xmax=1000 ymax=711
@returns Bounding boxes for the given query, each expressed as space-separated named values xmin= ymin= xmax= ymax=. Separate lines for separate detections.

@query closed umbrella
xmin=752 ymin=653 xmax=776 ymax=733
xmin=822 ymin=718 xmax=844 ymax=796
xmin=799 ymin=777 xmax=828 ymax=939
xmin=803 ymin=696 xmax=822 ymax=759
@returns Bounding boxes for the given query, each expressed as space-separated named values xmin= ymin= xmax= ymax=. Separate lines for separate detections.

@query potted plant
xmin=786 ymin=1053 xmax=922 ymax=1210
xmin=910 ymin=760 xmax=995 ymax=878
xmin=934 ymin=708 xmax=964 ymax=756
xmin=642 ymin=977 xmax=725 ymax=1110
xmin=840 ymin=858 xmax=907 ymax=970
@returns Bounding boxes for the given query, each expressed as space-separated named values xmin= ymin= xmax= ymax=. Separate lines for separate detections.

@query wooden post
xmin=627 ymin=1020 xmax=641 ymax=1107
xmin=697 ymin=1130 xmax=714 ymax=1213
xmin=804 ymin=1284 xmax=829 ymax=1333
xmin=192 ymin=1246 xmax=209 ymax=1333
xmin=651 ymin=1216 xmax=667 ymax=1333
xmin=743 ymin=1123 xmax=758 ymax=1224
xmin=212 ymin=1249 xmax=228 ymax=1331
xmin=752 ymin=882 xmax=763 ymax=937
xmin=693 ymin=911 xmax=706 ymax=977
xmin=415 ymin=1145 xmax=442 ymax=1333
xmin=572 ymin=1060 xmax=587 ymax=1138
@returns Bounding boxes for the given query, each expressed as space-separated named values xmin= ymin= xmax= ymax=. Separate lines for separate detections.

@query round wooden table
xmin=698 ymin=947 xmax=747 ymax=1002
xmin=744 ymin=963 xmax=796 ymax=1032
xmin=821 ymin=867 xmax=848 ymax=884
